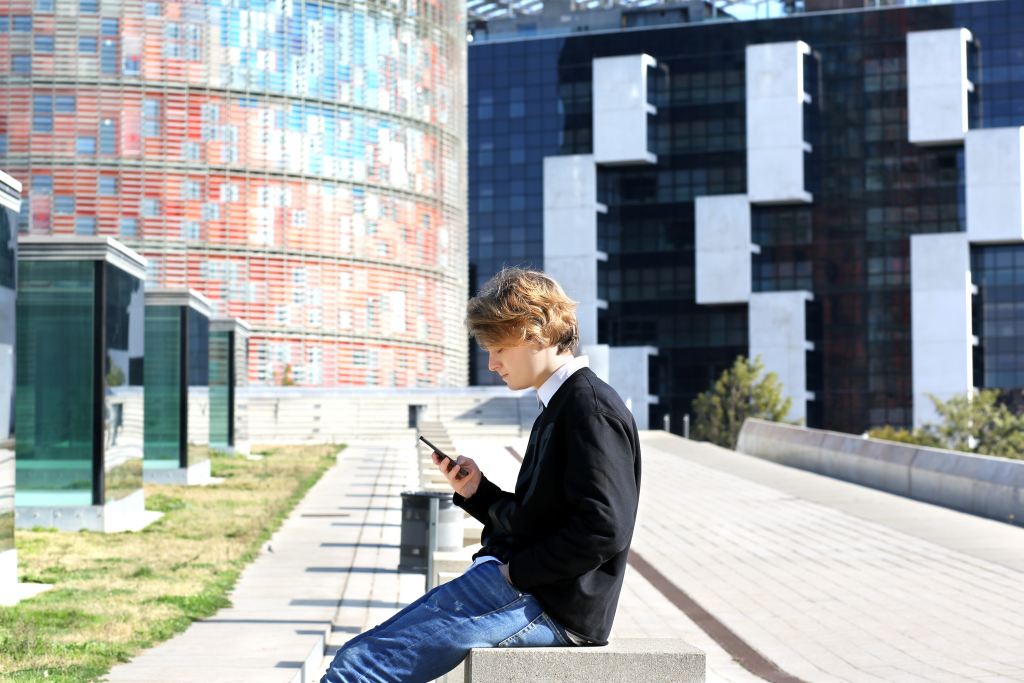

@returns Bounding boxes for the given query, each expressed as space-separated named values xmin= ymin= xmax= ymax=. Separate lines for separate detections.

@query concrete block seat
xmin=462 ymin=639 xmax=705 ymax=682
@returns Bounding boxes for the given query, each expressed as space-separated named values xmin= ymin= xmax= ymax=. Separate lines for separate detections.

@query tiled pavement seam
xmin=635 ymin=433 xmax=1024 ymax=683
xmin=104 ymin=436 xmax=421 ymax=683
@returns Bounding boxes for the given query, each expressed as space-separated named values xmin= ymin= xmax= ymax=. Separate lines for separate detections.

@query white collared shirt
xmin=537 ymin=355 xmax=590 ymax=409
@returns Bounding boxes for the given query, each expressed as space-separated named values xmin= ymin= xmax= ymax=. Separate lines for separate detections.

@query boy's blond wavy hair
xmin=466 ymin=267 xmax=579 ymax=353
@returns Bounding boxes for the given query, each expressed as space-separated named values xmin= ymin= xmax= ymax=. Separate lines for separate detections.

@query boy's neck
xmin=532 ymin=351 xmax=575 ymax=391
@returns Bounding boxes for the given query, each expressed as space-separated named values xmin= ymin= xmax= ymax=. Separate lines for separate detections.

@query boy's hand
xmin=431 ymin=451 xmax=482 ymax=499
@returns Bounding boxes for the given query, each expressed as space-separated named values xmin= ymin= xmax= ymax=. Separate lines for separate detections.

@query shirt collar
xmin=537 ymin=355 xmax=589 ymax=409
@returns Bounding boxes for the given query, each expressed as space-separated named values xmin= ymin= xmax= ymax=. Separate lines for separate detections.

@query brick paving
xmin=105 ymin=428 xmax=1024 ymax=682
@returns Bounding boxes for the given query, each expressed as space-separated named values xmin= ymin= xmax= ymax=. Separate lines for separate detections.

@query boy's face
xmin=486 ymin=341 xmax=552 ymax=391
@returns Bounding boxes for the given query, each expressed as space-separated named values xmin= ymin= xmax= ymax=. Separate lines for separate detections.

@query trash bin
xmin=399 ymin=490 xmax=463 ymax=572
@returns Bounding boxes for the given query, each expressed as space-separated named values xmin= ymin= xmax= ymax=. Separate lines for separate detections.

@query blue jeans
xmin=320 ymin=561 xmax=572 ymax=683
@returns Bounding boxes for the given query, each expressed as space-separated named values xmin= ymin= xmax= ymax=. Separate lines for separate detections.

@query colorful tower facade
xmin=0 ymin=0 xmax=468 ymax=387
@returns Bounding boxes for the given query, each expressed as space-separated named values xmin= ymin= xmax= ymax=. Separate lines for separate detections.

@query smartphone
xmin=418 ymin=435 xmax=469 ymax=478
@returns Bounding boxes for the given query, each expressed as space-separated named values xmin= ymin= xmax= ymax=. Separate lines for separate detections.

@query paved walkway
xmin=104 ymin=430 xmax=1024 ymax=682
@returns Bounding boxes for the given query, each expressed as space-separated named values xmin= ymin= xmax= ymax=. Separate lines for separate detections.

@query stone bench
xmin=462 ymin=639 xmax=705 ymax=682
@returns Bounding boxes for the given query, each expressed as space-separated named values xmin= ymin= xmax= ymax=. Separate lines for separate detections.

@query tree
xmin=922 ymin=390 xmax=1024 ymax=459
xmin=866 ymin=425 xmax=941 ymax=448
xmin=691 ymin=355 xmax=792 ymax=449
xmin=868 ymin=390 xmax=1024 ymax=460
xmin=280 ymin=363 xmax=295 ymax=386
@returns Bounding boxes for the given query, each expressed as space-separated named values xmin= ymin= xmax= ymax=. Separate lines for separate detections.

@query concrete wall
xmin=592 ymin=54 xmax=658 ymax=165
xmin=695 ymin=195 xmax=754 ymax=305
xmin=910 ymin=233 xmax=973 ymax=427
xmin=906 ymin=29 xmax=972 ymax=145
xmin=748 ymin=291 xmax=812 ymax=423
xmin=543 ymin=154 xmax=606 ymax=347
xmin=737 ymin=418 xmax=1024 ymax=528
xmin=240 ymin=387 xmax=539 ymax=444
xmin=746 ymin=41 xmax=813 ymax=204
xmin=609 ymin=346 xmax=658 ymax=430
xmin=966 ymin=127 xmax=1024 ymax=243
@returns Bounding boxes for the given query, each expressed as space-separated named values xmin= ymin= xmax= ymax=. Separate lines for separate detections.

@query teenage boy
xmin=321 ymin=267 xmax=642 ymax=683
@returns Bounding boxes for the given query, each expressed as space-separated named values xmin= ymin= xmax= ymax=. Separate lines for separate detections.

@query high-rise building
xmin=0 ymin=0 xmax=468 ymax=388
xmin=467 ymin=0 xmax=1024 ymax=434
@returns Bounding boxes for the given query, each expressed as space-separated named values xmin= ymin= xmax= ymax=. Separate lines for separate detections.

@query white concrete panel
xmin=749 ymin=291 xmax=813 ymax=423
xmin=593 ymin=54 xmax=657 ymax=165
xmin=585 ymin=344 xmax=610 ymax=384
xmin=0 ymin=549 xmax=16 ymax=601
xmin=695 ymin=195 xmax=752 ymax=304
xmin=544 ymin=155 xmax=603 ymax=347
xmin=911 ymin=233 xmax=973 ymax=427
xmin=609 ymin=346 xmax=658 ymax=430
xmin=0 ymin=548 xmax=47 ymax=608
xmin=543 ymin=155 xmax=599 ymax=210
xmin=746 ymin=41 xmax=813 ymax=205
xmin=966 ymin=127 xmax=1024 ymax=243
xmin=546 ymin=255 xmax=600 ymax=347
xmin=907 ymin=29 xmax=972 ymax=145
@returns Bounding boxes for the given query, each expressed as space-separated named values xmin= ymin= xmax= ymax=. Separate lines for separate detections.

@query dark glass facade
xmin=469 ymin=0 xmax=1024 ymax=434
xmin=972 ymin=244 xmax=1024 ymax=391
xmin=15 ymin=256 xmax=144 ymax=505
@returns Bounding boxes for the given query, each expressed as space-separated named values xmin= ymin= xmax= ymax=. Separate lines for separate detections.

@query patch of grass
xmin=1 ymin=444 xmax=340 ymax=682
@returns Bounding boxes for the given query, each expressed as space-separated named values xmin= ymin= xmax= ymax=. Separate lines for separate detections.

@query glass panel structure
xmin=469 ymin=0 xmax=1024 ymax=434
xmin=142 ymin=306 xmax=182 ymax=470
xmin=103 ymin=263 xmax=144 ymax=503
xmin=1 ymin=0 xmax=468 ymax=389
xmin=15 ymin=260 xmax=96 ymax=505
xmin=208 ymin=329 xmax=231 ymax=451
xmin=0 ymin=173 xmax=19 ymax=557
xmin=186 ymin=307 xmax=209 ymax=468
xmin=142 ymin=294 xmax=210 ymax=471
xmin=15 ymin=238 xmax=146 ymax=507
xmin=209 ymin=319 xmax=249 ymax=453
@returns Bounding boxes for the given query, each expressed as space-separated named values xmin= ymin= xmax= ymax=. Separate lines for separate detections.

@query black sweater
xmin=453 ymin=367 xmax=642 ymax=644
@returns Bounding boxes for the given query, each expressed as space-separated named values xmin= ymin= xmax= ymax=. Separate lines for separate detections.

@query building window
xmin=35 ymin=0 xmax=54 ymax=10
xmin=34 ymin=34 xmax=54 ymax=52
xmin=120 ymin=217 xmax=137 ymax=237
xmin=76 ymin=136 xmax=96 ymax=154
xmin=181 ymin=179 xmax=201 ymax=200
xmin=54 ymin=196 xmax=75 ymax=213
xmin=12 ymin=15 xmax=31 ymax=31
xmin=182 ymin=140 xmax=200 ymax=161
xmin=33 ymin=175 xmax=53 ymax=193
xmin=80 ymin=0 xmax=97 ymax=12
xmin=0 ymin=135 xmax=7 ymax=154
xmin=99 ymin=118 xmax=116 ymax=154
xmin=75 ymin=216 xmax=96 ymax=235
xmin=100 ymin=18 xmax=118 ymax=34
xmin=98 ymin=176 xmax=117 ymax=195
xmin=78 ymin=36 xmax=97 ymax=53
xmin=12 ymin=55 xmax=31 ymax=74
xmin=101 ymin=39 xmax=117 ymax=74
xmin=55 ymin=95 xmax=75 ymax=113
xmin=33 ymin=95 xmax=52 ymax=132
xmin=123 ymin=53 xmax=140 ymax=76
xmin=142 ymin=99 xmax=160 ymax=137
xmin=141 ymin=198 xmax=159 ymax=216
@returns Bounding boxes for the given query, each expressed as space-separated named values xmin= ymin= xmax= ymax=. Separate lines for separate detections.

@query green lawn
xmin=0 ymin=444 xmax=339 ymax=683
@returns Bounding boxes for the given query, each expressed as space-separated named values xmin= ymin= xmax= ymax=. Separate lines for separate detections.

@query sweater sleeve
xmin=508 ymin=411 xmax=639 ymax=590
xmin=452 ymin=474 xmax=513 ymax=525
